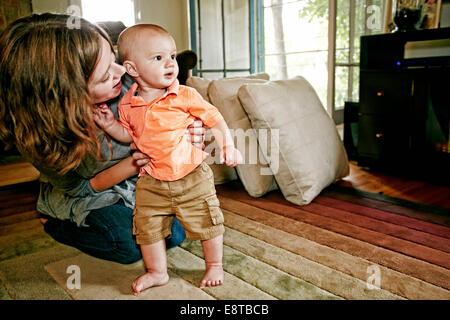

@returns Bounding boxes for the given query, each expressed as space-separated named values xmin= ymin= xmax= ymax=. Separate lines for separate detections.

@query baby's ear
xmin=123 ymin=60 xmax=139 ymax=77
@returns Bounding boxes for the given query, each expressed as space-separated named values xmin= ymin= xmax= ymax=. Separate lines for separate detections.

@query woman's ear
xmin=123 ymin=60 xmax=139 ymax=77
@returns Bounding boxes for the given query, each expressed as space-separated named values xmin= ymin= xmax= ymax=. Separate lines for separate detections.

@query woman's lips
xmin=113 ymin=80 xmax=121 ymax=89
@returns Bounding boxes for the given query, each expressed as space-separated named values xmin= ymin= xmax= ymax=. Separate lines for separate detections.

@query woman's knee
xmin=113 ymin=247 xmax=142 ymax=264
xmin=43 ymin=204 xmax=186 ymax=264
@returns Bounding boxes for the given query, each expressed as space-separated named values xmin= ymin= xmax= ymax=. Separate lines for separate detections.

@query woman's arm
xmin=89 ymin=119 xmax=207 ymax=192
xmin=89 ymin=148 xmax=151 ymax=192
xmin=89 ymin=155 xmax=139 ymax=192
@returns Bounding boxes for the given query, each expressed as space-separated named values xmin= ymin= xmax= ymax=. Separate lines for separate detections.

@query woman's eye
xmin=102 ymin=73 xmax=111 ymax=82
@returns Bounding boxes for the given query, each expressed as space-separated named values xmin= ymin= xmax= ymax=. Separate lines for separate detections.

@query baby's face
xmin=132 ymin=32 xmax=179 ymax=89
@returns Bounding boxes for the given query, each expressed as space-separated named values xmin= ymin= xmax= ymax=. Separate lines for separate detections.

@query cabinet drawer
xmin=357 ymin=114 xmax=410 ymax=160
xmin=360 ymin=72 xmax=410 ymax=115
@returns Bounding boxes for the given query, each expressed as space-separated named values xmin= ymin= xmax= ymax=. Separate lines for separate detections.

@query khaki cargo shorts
xmin=133 ymin=162 xmax=225 ymax=245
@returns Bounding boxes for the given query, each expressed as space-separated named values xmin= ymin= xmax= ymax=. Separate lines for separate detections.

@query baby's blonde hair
xmin=118 ymin=24 xmax=170 ymax=64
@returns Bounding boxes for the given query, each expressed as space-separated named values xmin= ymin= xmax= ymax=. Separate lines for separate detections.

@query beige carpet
xmin=44 ymin=243 xmax=277 ymax=300
xmin=45 ymin=253 xmax=214 ymax=300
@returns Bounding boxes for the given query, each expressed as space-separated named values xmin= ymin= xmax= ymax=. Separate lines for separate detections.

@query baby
xmin=94 ymin=24 xmax=243 ymax=295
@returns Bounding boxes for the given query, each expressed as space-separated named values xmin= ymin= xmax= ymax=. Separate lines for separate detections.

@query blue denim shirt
xmin=36 ymin=74 xmax=137 ymax=226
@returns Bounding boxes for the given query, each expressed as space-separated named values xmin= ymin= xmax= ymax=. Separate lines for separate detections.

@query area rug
xmin=215 ymin=181 xmax=450 ymax=300
xmin=0 ymin=181 xmax=449 ymax=300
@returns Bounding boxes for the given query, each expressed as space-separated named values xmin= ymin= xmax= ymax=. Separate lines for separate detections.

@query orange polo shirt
xmin=118 ymin=80 xmax=224 ymax=181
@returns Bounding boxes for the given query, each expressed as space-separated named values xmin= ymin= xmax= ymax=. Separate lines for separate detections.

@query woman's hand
xmin=187 ymin=119 xmax=206 ymax=150
xmin=130 ymin=142 xmax=151 ymax=167
xmin=93 ymin=103 xmax=116 ymax=130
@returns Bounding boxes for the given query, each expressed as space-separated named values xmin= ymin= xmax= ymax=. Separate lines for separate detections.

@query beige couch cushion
xmin=186 ymin=76 xmax=212 ymax=102
xmin=237 ymin=76 xmax=349 ymax=205
xmin=208 ymin=74 xmax=279 ymax=197
xmin=186 ymin=76 xmax=238 ymax=184
xmin=186 ymin=73 xmax=271 ymax=102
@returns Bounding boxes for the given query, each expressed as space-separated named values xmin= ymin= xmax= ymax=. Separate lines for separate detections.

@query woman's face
xmin=88 ymin=37 xmax=126 ymax=104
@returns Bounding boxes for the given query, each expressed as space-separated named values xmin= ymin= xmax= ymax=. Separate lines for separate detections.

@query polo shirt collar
xmin=129 ymin=79 xmax=180 ymax=107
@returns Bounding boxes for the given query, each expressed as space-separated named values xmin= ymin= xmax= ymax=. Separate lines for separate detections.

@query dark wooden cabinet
xmin=357 ymin=28 xmax=450 ymax=183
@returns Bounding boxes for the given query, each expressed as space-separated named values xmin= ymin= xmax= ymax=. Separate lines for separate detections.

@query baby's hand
xmin=93 ymin=104 xmax=116 ymax=130
xmin=221 ymin=146 xmax=243 ymax=167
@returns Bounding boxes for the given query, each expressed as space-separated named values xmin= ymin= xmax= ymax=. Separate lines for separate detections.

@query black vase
xmin=394 ymin=7 xmax=421 ymax=32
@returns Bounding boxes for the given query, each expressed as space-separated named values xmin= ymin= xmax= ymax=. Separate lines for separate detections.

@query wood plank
xmin=0 ymin=194 xmax=38 ymax=209
xmin=0 ymin=203 xmax=38 ymax=218
xmin=314 ymin=195 xmax=450 ymax=239
xmin=0 ymin=219 xmax=42 ymax=237
xmin=0 ymin=210 xmax=40 ymax=226
xmin=339 ymin=162 xmax=450 ymax=209
xmin=0 ymin=162 xmax=40 ymax=187
xmin=321 ymin=190 xmax=450 ymax=227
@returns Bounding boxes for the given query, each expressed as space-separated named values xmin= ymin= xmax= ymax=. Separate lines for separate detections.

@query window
xmin=334 ymin=0 xmax=386 ymax=110
xmin=263 ymin=0 xmax=329 ymax=108
xmin=81 ymin=0 xmax=135 ymax=26
xmin=189 ymin=0 xmax=256 ymax=79
xmin=190 ymin=0 xmax=388 ymax=119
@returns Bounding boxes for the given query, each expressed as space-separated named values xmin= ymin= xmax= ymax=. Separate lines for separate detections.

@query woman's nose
xmin=113 ymin=62 xmax=126 ymax=77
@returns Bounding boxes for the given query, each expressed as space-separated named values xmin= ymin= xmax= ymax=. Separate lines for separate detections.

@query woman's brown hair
xmin=0 ymin=13 xmax=114 ymax=174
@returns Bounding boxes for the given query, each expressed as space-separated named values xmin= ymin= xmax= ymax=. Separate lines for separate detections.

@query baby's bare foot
xmin=132 ymin=271 xmax=169 ymax=295
xmin=200 ymin=264 xmax=223 ymax=288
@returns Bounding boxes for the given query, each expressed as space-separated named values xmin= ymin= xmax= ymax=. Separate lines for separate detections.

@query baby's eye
xmin=154 ymin=55 xmax=162 ymax=61
xmin=171 ymin=54 xmax=176 ymax=60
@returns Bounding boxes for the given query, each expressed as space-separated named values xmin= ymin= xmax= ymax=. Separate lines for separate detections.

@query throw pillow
xmin=208 ymin=74 xmax=279 ymax=197
xmin=237 ymin=76 xmax=349 ymax=205
xmin=186 ymin=76 xmax=238 ymax=184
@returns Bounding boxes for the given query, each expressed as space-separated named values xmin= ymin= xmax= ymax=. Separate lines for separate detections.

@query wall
xmin=31 ymin=0 xmax=190 ymax=51
xmin=32 ymin=0 xmax=70 ymax=14
xmin=134 ymin=0 xmax=190 ymax=51
xmin=441 ymin=0 xmax=450 ymax=28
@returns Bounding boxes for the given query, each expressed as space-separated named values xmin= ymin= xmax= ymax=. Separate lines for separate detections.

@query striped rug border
xmin=215 ymin=181 xmax=450 ymax=300
xmin=323 ymin=185 xmax=450 ymax=226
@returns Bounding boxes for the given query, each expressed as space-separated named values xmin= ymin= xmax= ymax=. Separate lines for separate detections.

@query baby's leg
xmin=200 ymin=234 xmax=224 ymax=288
xmin=132 ymin=240 xmax=169 ymax=295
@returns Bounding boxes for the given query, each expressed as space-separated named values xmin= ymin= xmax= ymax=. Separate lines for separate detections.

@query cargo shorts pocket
xmin=205 ymin=195 xmax=224 ymax=226
xmin=132 ymin=208 xmax=138 ymax=235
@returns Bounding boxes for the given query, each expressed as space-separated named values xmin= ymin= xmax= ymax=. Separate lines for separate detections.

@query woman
xmin=0 ymin=13 xmax=205 ymax=264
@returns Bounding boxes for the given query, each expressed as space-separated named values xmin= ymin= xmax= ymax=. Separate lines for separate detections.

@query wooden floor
xmin=0 ymin=160 xmax=449 ymax=238
xmin=338 ymin=161 xmax=450 ymax=209
xmin=0 ymin=161 xmax=40 ymax=187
